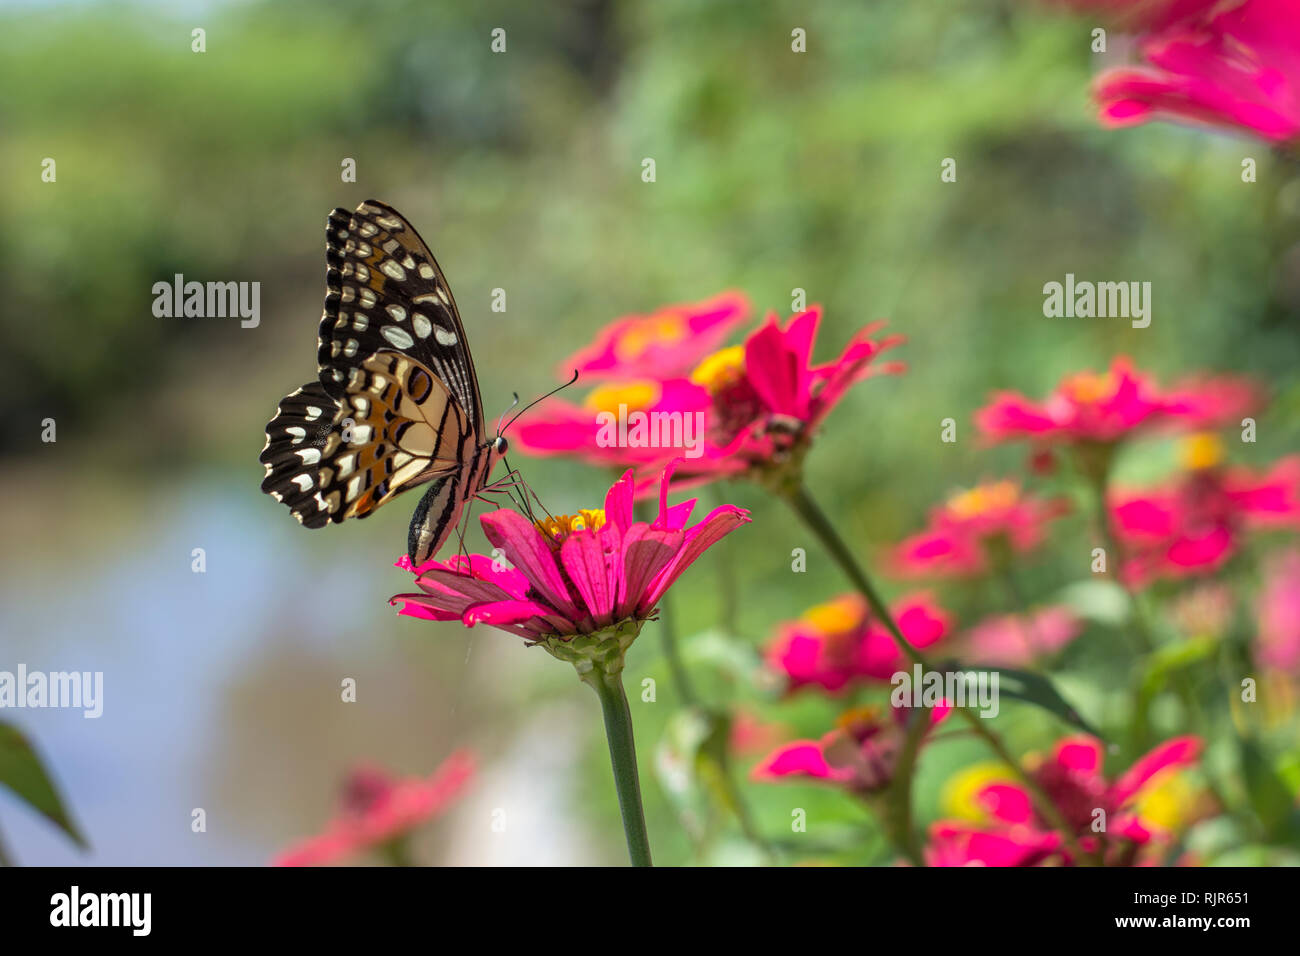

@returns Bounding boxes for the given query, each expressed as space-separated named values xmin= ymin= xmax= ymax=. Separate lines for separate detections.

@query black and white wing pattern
xmin=260 ymin=200 xmax=502 ymax=564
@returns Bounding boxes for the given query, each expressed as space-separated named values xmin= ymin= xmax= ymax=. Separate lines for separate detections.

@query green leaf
xmin=1138 ymin=635 xmax=1218 ymax=700
xmin=955 ymin=665 xmax=1104 ymax=739
xmin=1240 ymin=738 xmax=1300 ymax=843
xmin=0 ymin=721 xmax=87 ymax=849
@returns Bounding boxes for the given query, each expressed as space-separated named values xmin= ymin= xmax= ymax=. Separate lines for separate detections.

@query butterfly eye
xmin=494 ymin=436 xmax=509 ymax=455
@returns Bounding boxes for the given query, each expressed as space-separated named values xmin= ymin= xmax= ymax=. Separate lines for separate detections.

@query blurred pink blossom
xmin=273 ymin=751 xmax=474 ymax=867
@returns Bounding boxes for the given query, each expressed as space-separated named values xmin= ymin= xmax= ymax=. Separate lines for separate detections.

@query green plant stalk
xmin=657 ymin=591 xmax=699 ymax=707
xmin=544 ymin=622 xmax=653 ymax=866
xmin=781 ymin=482 xmax=1096 ymax=865
xmin=587 ymin=668 xmax=654 ymax=867
xmin=883 ymin=707 xmax=929 ymax=865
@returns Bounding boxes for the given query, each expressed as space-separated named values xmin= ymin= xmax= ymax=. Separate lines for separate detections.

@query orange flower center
xmin=947 ymin=481 xmax=1019 ymax=519
xmin=800 ymin=595 xmax=863 ymax=634
xmin=690 ymin=345 xmax=746 ymax=395
xmin=535 ymin=510 xmax=606 ymax=544
xmin=613 ymin=312 xmax=689 ymax=362
xmin=583 ymin=381 xmax=660 ymax=414
xmin=1179 ymin=432 xmax=1223 ymax=471
xmin=1062 ymin=370 xmax=1116 ymax=405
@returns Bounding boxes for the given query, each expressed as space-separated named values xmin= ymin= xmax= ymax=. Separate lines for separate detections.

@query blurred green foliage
xmin=2 ymin=0 xmax=1297 ymax=865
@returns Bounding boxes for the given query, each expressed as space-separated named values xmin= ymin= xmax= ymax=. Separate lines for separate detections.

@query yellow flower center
xmin=613 ymin=312 xmax=689 ymax=362
xmin=800 ymin=595 xmax=862 ymax=634
xmin=690 ymin=345 xmax=746 ymax=394
xmin=534 ymin=510 xmax=606 ymax=543
xmin=1129 ymin=771 xmax=1200 ymax=832
xmin=834 ymin=705 xmax=881 ymax=732
xmin=582 ymin=381 xmax=660 ymax=414
xmin=1062 ymin=370 xmax=1116 ymax=405
xmin=940 ymin=762 xmax=1016 ymax=821
xmin=1179 ymin=432 xmax=1224 ymax=471
xmin=947 ymin=481 xmax=1019 ymax=519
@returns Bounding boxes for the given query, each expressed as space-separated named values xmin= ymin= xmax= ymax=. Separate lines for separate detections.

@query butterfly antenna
xmin=499 ymin=369 xmax=580 ymax=436
xmin=494 ymin=394 xmax=520 ymax=440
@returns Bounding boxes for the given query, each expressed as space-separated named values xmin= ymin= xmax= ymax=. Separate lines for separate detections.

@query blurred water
xmin=0 ymin=482 xmax=592 ymax=865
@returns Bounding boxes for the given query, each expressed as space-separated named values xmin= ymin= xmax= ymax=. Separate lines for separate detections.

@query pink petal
xmin=480 ymin=509 xmax=581 ymax=621
xmin=1113 ymin=736 xmax=1203 ymax=804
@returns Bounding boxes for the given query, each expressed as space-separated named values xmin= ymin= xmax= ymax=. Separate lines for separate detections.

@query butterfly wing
xmin=318 ymin=200 xmax=484 ymax=436
xmin=261 ymin=200 xmax=490 ymax=548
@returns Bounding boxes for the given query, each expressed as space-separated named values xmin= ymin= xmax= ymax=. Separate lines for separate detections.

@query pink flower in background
xmin=966 ymin=606 xmax=1084 ymax=667
xmin=728 ymin=709 xmax=790 ymax=755
xmin=273 ymin=750 xmax=474 ymax=866
xmin=1257 ymin=548 xmax=1300 ymax=673
xmin=925 ymin=822 xmax=1061 ymax=867
xmin=894 ymin=481 xmax=1068 ymax=577
xmin=1092 ymin=0 xmax=1300 ymax=144
xmin=391 ymin=463 xmax=750 ymax=640
xmin=561 ymin=291 xmax=750 ymax=380
xmin=929 ymin=735 xmax=1203 ymax=866
xmin=975 ymin=357 xmax=1257 ymax=446
xmin=1048 ymin=0 xmax=1224 ymax=32
xmin=765 ymin=592 xmax=952 ymax=694
xmin=753 ymin=704 xmax=951 ymax=796
xmin=516 ymin=305 xmax=905 ymax=492
xmin=1111 ymin=454 xmax=1300 ymax=584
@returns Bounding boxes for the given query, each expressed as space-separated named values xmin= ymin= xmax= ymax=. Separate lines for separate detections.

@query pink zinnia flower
xmin=894 ymin=481 xmax=1068 ymax=578
xmin=728 ymin=708 xmax=790 ymax=756
xmin=273 ymin=750 xmax=474 ymax=866
xmin=517 ymin=305 xmax=904 ymax=494
xmin=391 ymin=463 xmax=750 ymax=642
xmin=753 ymin=704 xmax=950 ymax=796
xmin=976 ymin=357 xmax=1257 ymax=448
xmin=1256 ymin=548 xmax=1300 ymax=673
xmin=765 ymin=592 xmax=952 ymax=695
xmin=561 ymin=291 xmax=750 ymax=380
xmin=966 ymin=606 xmax=1084 ymax=667
xmin=1047 ymin=0 xmax=1223 ymax=33
xmin=1110 ymin=451 xmax=1300 ymax=584
xmin=927 ymin=734 xmax=1203 ymax=866
xmin=924 ymin=822 xmax=1062 ymax=867
xmin=1090 ymin=0 xmax=1300 ymax=144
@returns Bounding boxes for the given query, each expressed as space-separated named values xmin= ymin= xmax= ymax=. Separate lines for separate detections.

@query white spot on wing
xmin=382 ymin=326 xmax=415 ymax=349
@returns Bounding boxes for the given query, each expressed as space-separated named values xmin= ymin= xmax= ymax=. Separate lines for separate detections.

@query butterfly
xmin=260 ymin=199 xmax=509 ymax=565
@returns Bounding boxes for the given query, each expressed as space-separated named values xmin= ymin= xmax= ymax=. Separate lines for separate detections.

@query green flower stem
xmin=544 ymin=622 xmax=652 ymax=866
xmin=1085 ymin=470 xmax=1154 ymax=656
xmin=0 ymin=822 xmax=13 ymax=867
xmin=588 ymin=668 xmax=653 ymax=867
xmin=781 ymin=483 xmax=1096 ymax=865
xmin=658 ymin=592 xmax=699 ymax=707
xmin=380 ymin=835 xmax=415 ymax=867
xmin=883 ymin=707 xmax=929 ymax=866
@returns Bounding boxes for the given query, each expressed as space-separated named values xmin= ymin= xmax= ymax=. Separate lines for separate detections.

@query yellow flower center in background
xmin=583 ymin=380 xmax=661 ymax=414
xmin=800 ymin=595 xmax=863 ymax=634
xmin=1130 ymin=771 xmax=1200 ymax=832
xmin=613 ymin=311 xmax=688 ymax=362
xmin=834 ymin=705 xmax=881 ymax=732
xmin=1063 ymin=370 xmax=1116 ymax=405
xmin=690 ymin=345 xmax=746 ymax=394
xmin=1179 ymin=432 xmax=1224 ymax=471
xmin=947 ymin=481 xmax=1019 ymax=519
xmin=940 ymin=762 xmax=1017 ymax=821
xmin=535 ymin=510 xmax=606 ymax=542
